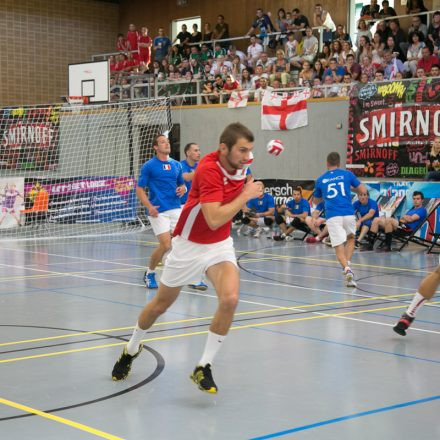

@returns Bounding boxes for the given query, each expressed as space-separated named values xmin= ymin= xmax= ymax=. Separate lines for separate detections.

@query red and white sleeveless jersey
xmin=173 ymin=151 xmax=247 ymax=244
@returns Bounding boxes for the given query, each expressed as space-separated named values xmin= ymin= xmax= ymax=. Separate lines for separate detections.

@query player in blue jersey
xmin=314 ymin=152 xmax=366 ymax=287
xmin=180 ymin=142 xmax=208 ymax=291
xmin=364 ymin=191 xmax=427 ymax=252
xmin=353 ymin=191 xmax=379 ymax=246
xmin=239 ymin=181 xmax=275 ymax=237
xmin=274 ymin=187 xmax=311 ymax=241
xmin=137 ymin=134 xmax=186 ymax=289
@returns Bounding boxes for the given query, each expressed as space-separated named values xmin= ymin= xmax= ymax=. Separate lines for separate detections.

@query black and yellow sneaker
xmin=393 ymin=313 xmax=414 ymax=336
xmin=190 ymin=364 xmax=218 ymax=394
xmin=111 ymin=345 xmax=142 ymax=381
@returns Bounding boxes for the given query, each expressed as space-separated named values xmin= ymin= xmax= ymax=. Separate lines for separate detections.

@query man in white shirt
xmin=247 ymin=35 xmax=264 ymax=67
xmin=255 ymin=74 xmax=274 ymax=101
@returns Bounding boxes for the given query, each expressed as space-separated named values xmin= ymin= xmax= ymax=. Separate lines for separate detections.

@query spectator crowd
xmin=107 ymin=2 xmax=440 ymax=102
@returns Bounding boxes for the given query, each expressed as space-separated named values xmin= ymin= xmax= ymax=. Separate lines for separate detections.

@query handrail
xmin=364 ymin=9 xmax=436 ymax=26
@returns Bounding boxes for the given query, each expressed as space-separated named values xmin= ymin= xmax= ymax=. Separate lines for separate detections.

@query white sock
xmin=198 ymin=330 xmax=226 ymax=366
xmin=344 ymin=266 xmax=351 ymax=273
xmin=126 ymin=323 xmax=146 ymax=355
xmin=406 ymin=292 xmax=427 ymax=318
xmin=147 ymin=268 xmax=155 ymax=275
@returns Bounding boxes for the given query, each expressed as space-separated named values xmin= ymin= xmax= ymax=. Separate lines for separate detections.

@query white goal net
xmin=0 ymin=97 xmax=172 ymax=239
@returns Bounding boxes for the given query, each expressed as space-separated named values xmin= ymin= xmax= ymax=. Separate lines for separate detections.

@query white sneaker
xmin=285 ymin=235 xmax=294 ymax=242
xmin=253 ymin=227 xmax=262 ymax=238
xmin=345 ymin=270 xmax=357 ymax=288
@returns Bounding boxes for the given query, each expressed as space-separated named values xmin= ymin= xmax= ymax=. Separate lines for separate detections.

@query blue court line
xmin=249 ymin=326 xmax=440 ymax=364
xmin=249 ymin=394 xmax=440 ymax=439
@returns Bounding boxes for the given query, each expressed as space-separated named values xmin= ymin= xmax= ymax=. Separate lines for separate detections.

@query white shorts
xmin=326 ymin=215 xmax=356 ymax=247
xmin=160 ymin=236 xmax=237 ymax=287
xmin=148 ymin=208 xmax=182 ymax=236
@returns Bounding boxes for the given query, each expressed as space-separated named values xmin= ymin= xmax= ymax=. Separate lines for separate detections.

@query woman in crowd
xmin=190 ymin=23 xmax=202 ymax=45
xmin=270 ymin=49 xmax=290 ymax=86
xmin=340 ymin=40 xmax=354 ymax=64
xmin=356 ymin=35 xmax=372 ymax=64
xmin=385 ymin=36 xmax=404 ymax=61
xmin=317 ymin=42 xmax=332 ymax=68
xmin=356 ymin=19 xmax=372 ymax=49
xmin=231 ymin=55 xmax=246 ymax=77
xmin=169 ymin=45 xmax=182 ymax=66
xmin=426 ymin=137 xmax=440 ymax=181
xmin=239 ymin=68 xmax=254 ymax=91
xmin=361 ymin=55 xmax=376 ymax=81
xmin=404 ymin=31 xmax=425 ymax=76
xmin=299 ymin=60 xmax=314 ymax=86
xmin=371 ymin=32 xmax=385 ymax=69
xmin=202 ymin=22 xmax=213 ymax=46
xmin=330 ymin=40 xmax=343 ymax=61
xmin=275 ymin=8 xmax=289 ymax=45
xmin=313 ymin=59 xmax=325 ymax=81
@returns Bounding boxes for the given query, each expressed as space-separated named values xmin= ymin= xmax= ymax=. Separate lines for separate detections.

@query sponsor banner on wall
xmin=23 ymin=177 xmax=136 ymax=224
xmin=260 ymin=179 xmax=315 ymax=205
xmin=0 ymin=177 xmax=25 ymax=229
xmin=0 ymin=106 xmax=60 ymax=171
xmin=347 ymin=78 xmax=440 ymax=179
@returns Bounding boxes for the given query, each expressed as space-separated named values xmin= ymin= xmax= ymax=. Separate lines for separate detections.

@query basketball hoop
xmin=67 ymin=96 xmax=89 ymax=105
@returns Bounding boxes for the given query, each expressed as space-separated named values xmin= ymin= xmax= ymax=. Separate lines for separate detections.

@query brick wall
xmin=0 ymin=0 xmax=119 ymax=106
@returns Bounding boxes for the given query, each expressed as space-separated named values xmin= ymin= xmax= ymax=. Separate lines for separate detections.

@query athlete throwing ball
xmin=112 ymin=123 xmax=263 ymax=393
xmin=314 ymin=152 xmax=366 ymax=287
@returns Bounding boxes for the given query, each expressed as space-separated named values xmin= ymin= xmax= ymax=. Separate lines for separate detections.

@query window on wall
xmin=349 ymin=0 xmax=395 ymax=48
xmin=171 ymin=16 xmax=201 ymax=42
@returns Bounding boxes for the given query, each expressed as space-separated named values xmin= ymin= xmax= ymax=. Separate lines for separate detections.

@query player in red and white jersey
xmin=126 ymin=23 xmax=140 ymax=61
xmin=112 ymin=123 xmax=263 ymax=393
xmin=138 ymin=27 xmax=152 ymax=68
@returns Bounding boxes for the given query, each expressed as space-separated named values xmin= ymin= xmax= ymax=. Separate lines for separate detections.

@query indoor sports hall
xmin=1 ymin=1 xmax=440 ymax=439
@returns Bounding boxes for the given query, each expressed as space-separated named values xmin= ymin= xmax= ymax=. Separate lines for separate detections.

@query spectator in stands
xmin=383 ymin=49 xmax=405 ymax=79
xmin=117 ymin=33 xmax=130 ymax=52
xmin=353 ymin=191 xmax=379 ymax=246
xmin=202 ymin=22 xmax=213 ymax=46
xmin=416 ymin=66 xmax=427 ymax=78
xmin=109 ymin=55 xmax=117 ymax=74
xmin=376 ymin=21 xmax=391 ymax=44
xmin=240 ymin=68 xmax=254 ymax=91
xmin=385 ymin=36 xmax=404 ymax=61
xmin=360 ymin=0 xmax=380 ymax=19
xmin=339 ymin=73 xmax=353 ymax=96
xmin=374 ymin=69 xmax=384 ymax=81
xmin=417 ymin=46 xmax=439 ymax=74
xmin=126 ymin=24 xmax=140 ymax=61
xmin=190 ymin=23 xmax=202 ymax=46
xmin=200 ymin=43 xmax=213 ymax=62
xmin=408 ymin=15 xmax=428 ymax=41
xmin=356 ymin=19 xmax=373 ymax=49
xmin=251 ymin=65 xmax=264 ymax=89
xmin=138 ymin=27 xmax=152 ymax=68
xmin=169 ymin=45 xmax=182 ymax=67
xmin=365 ymin=191 xmax=427 ymax=252
xmin=246 ymin=8 xmax=275 ymax=39
xmin=256 ymin=52 xmax=273 ymax=74
xmin=311 ymin=77 xmax=324 ymax=98
xmin=222 ymin=75 xmax=240 ymax=98
xmin=213 ymin=42 xmax=227 ymax=58
xmin=340 ymin=40 xmax=354 ymax=64
xmin=379 ymin=0 xmax=397 ymax=18
xmin=317 ymin=42 xmax=332 ymax=68
xmin=115 ymin=53 xmax=126 ymax=72
xmin=274 ymin=187 xmax=311 ymax=241
xmin=275 ymin=8 xmax=288 ymax=45
xmin=312 ymin=59 xmax=325 ymax=80
xmin=330 ymin=40 xmax=343 ymax=61
xmin=298 ymin=60 xmax=313 ymax=86
xmin=231 ymin=55 xmax=246 ymax=77
xmin=359 ymin=72 xmax=369 ymax=84
xmin=202 ymin=80 xmax=214 ymax=104
xmin=404 ymin=31 xmax=425 ymax=76
xmin=430 ymin=64 xmax=440 ymax=76
xmin=247 ymin=35 xmax=264 ymax=67
xmin=270 ymin=49 xmax=290 ymax=87
xmin=406 ymin=0 xmax=428 ymax=25
xmin=285 ymin=32 xmax=300 ymax=65
xmin=173 ymin=24 xmax=191 ymax=51
xmin=153 ymin=28 xmax=171 ymax=62
xmin=361 ymin=55 xmax=376 ymax=81
xmin=213 ymin=15 xmax=230 ymax=47
xmin=428 ymin=11 xmax=440 ymax=54
xmin=333 ymin=24 xmax=352 ymax=44
xmin=346 ymin=53 xmax=362 ymax=81
xmin=372 ymin=32 xmax=385 ymax=68
xmin=388 ymin=20 xmax=406 ymax=56
xmin=301 ymin=26 xmax=319 ymax=63
xmin=323 ymin=75 xmax=340 ymax=97
xmin=323 ymin=58 xmax=345 ymax=82
xmin=313 ymin=3 xmax=336 ymax=43
xmin=255 ymin=74 xmax=273 ymax=101
xmin=124 ymin=51 xmax=139 ymax=72
xmin=356 ymin=35 xmax=372 ymax=64
xmin=228 ymin=45 xmax=246 ymax=63
xmin=425 ymin=137 xmax=440 ymax=181
xmin=291 ymin=8 xmax=309 ymax=32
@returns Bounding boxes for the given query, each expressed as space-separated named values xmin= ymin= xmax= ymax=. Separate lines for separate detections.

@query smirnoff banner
xmin=0 ymin=105 xmax=60 ymax=170
xmin=23 ymin=177 xmax=136 ymax=224
xmin=347 ymin=78 xmax=440 ymax=179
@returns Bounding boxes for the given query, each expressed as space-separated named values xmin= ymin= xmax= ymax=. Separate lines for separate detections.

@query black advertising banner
xmin=0 ymin=106 xmax=60 ymax=170
xmin=261 ymin=179 xmax=315 ymax=205
xmin=347 ymin=78 xmax=440 ymax=179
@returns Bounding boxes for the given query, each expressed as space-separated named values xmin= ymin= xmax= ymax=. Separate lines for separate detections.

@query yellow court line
xmin=0 ymin=293 xmax=417 ymax=348
xmin=0 ymin=397 xmax=124 ymax=440
xmin=1 ymin=301 xmax=439 ymax=365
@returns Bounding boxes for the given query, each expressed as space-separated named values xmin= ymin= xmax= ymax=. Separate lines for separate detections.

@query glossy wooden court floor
xmin=0 ymin=231 xmax=439 ymax=439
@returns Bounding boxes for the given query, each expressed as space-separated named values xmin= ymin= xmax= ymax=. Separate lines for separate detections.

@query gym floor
xmin=0 ymin=230 xmax=439 ymax=440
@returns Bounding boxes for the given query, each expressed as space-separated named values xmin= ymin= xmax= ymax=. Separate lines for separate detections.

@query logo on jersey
xmin=163 ymin=164 xmax=171 ymax=170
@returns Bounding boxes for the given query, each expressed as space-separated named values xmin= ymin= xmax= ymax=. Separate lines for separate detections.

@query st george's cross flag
xmin=227 ymin=90 xmax=249 ymax=108
xmin=261 ymin=89 xmax=310 ymax=130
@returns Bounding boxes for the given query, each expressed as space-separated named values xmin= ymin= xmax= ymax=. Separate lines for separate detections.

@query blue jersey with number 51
xmin=314 ymin=169 xmax=361 ymax=219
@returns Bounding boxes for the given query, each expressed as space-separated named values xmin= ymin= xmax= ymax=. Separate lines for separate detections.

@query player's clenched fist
xmin=243 ymin=178 xmax=264 ymax=200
